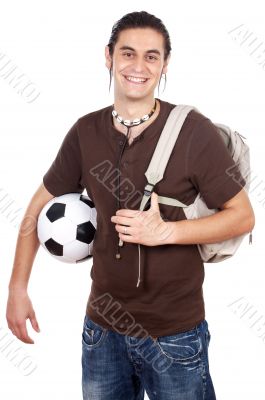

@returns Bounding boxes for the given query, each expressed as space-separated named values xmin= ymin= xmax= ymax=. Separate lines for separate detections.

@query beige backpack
xmin=138 ymin=104 xmax=252 ymax=264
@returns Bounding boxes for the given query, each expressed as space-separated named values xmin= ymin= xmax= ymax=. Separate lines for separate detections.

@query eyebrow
xmin=118 ymin=45 xmax=161 ymax=56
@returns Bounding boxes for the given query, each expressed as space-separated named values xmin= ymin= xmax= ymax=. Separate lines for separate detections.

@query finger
xmin=150 ymin=192 xmax=160 ymax=212
xmin=111 ymin=216 xmax=136 ymax=226
xmin=29 ymin=311 xmax=41 ymax=333
xmin=8 ymin=322 xmax=19 ymax=338
xmin=115 ymin=224 xmax=133 ymax=235
xmin=16 ymin=322 xmax=34 ymax=344
xmin=118 ymin=232 xmax=134 ymax=243
xmin=116 ymin=209 xmax=142 ymax=218
xmin=10 ymin=327 xmax=17 ymax=337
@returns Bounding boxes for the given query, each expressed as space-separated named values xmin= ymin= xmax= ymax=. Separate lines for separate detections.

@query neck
xmin=113 ymin=96 xmax=157 ymax=120
xmin=112 ymin=97 xmax=160 ymax=136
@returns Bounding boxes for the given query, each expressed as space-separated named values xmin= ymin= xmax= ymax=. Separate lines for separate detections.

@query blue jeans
xmin=81 ymin=314 xmax=216 ymax=400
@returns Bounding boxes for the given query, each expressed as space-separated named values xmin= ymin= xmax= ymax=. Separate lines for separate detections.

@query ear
xmin=105 ymin=45 xmax=112 ymax=70
xmin=162 ymin=54 xmax=171 ymax=75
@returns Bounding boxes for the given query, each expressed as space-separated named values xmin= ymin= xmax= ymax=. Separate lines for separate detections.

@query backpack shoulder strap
xmin=139 ymin=104 xmax=198 ymax=211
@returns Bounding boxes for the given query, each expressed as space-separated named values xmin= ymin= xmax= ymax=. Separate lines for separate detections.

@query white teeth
xmin=125 ymin=75 xmax=147 ymax=83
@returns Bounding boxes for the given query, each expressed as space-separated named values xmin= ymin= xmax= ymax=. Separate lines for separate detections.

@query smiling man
xmin=7 ymin=10 xmax=255 ymax=400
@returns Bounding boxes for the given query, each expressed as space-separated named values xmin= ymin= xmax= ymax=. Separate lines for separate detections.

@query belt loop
xmin=195 ymin=322 xmax=200 ymax=338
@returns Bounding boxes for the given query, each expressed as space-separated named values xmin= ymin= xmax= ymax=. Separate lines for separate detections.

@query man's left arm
xmin=165 ymin=187 xmax=255 ymax=245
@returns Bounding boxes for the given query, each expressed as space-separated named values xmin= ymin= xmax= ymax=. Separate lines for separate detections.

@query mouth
xmin=122 ymin=75 xmax=149 ymax=85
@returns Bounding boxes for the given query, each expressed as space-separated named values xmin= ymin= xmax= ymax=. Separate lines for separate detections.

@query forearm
xmin=165 ymin=208 xmax=253 ymax=245
xmin=9 ymin=214 xmax=40 ymax=293
xmin=8 ymin=183 xmax=55 ymax=293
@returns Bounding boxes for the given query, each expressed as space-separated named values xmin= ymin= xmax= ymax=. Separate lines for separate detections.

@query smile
xmin=123 ymin=75 xmax=149 ymax=84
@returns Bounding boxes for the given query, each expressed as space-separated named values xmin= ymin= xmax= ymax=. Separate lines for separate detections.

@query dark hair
xmin=107 ymin=10 xmax=171 ymax=95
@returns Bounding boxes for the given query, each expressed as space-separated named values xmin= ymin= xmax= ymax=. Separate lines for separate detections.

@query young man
xmin=7 ymin=11 xmax=255 ymax=400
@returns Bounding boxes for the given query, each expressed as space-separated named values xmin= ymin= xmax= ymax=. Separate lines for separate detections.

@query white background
xmin=0 ymin=0 xmax=264 ymax=399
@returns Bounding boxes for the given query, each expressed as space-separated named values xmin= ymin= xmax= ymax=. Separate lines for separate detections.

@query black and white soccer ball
xmin=37 ymin=193 xmax=97 ymax=263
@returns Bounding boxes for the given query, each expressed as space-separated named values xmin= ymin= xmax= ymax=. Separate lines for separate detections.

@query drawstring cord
xmin=115 ymin=125 xmax=130 ymax=260
xmin=114 ymin=125 xmax=143 ymax=288
xmin=137 ymin=243 xmax=141 ymax=287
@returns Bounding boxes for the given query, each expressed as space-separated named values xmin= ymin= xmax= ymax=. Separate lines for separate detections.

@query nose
xmin=132 ymin=57 xmax=147 ymax=73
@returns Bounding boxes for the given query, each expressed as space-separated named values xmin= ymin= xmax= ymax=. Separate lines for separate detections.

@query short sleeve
xmin=42 ymin=121 xmax=84 ymax=197
xmin=187 ymin=117 xmax=246 ymax=209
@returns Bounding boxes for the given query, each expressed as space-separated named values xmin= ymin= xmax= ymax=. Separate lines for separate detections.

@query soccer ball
xmin=37 ymin=193 xmax=97 ymax=263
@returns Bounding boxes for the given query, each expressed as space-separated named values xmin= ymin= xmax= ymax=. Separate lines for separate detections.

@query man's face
xmin=105 ymin=27 xmax=170 ymax=101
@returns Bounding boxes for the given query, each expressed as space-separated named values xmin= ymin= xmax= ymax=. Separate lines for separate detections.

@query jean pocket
xmin=156 ymin=326 xmax=202 ymax=363
xmin=82 ymin=315 xmax=108 ymax=348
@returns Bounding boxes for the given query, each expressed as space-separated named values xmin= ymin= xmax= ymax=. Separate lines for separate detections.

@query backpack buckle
xmin=144 ymin=183 xmax=155 ymax=197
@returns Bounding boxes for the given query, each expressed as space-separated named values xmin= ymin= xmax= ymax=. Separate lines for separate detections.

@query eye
xmin=123 ymin=52 xmax=132 ymax=58
xmin=147 ymin=55 xmax=158 ymax=61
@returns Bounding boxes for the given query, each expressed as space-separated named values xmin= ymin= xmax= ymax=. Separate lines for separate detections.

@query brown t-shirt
xmin=42 ymin=98 xmax=245 ymax=338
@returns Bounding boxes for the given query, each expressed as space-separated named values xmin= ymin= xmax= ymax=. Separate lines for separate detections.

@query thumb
xmin=29 ymin=311 xmax=41 ymax=333
xmin=150 ymin=191 xmax=160 ymax=212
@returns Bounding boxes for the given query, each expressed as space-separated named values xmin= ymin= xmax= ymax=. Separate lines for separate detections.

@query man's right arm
xmin=6 ymin=182 xmax=54 ymax=344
